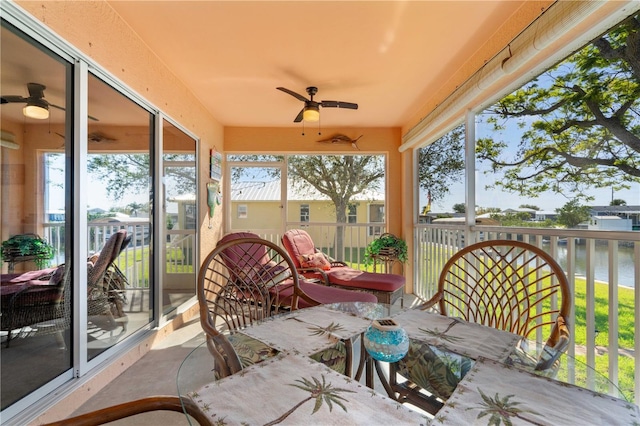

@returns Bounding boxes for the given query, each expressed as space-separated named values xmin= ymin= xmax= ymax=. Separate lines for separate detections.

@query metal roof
xmin=231 ymin=180 xmax=384 ymax=202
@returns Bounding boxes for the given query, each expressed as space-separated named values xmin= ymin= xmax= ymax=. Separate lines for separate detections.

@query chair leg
xmin=5 ymin=329 xmax=12 ymax=348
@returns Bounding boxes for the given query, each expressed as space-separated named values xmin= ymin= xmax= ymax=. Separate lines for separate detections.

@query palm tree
xmin=263 ymin=374 xmax=355 ymax=426
xmin=308 ymin=322 xmax=346 ymax=338
xmin=471 ymin=388 xmax=543 ymax=426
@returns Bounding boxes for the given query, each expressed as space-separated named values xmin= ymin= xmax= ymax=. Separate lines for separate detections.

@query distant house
xmin=501 ymin=208 xmax=536 ymax=219
xmin=535 ymin=211 xmax=558 ymax=221
xmin=588 ymin=216 xmax=633 ymax=232
xmin=230 ymin=180 xmax=386 ymax=243
xmin=590 ymin=205 xmax=640 ymax=230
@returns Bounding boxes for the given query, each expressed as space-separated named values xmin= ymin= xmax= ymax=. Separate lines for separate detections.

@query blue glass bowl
xmin=363 ymin=319 xmax=409 ymax=362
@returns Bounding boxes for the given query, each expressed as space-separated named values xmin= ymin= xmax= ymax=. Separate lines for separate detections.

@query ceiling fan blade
xmin=277 ymin=87 xmax=309 ymax=102
xmin=1 ymin=95 xmax=27 ymax=104
xmin=48 ymin=103 xmax=99 ymax=121
xmin=321 ymin=100 xmax=358 ymax=110
xmin=27 ymin=82 xmax=46 ymax=99
xmin=294 ymin=108 xmax=304 ymax=123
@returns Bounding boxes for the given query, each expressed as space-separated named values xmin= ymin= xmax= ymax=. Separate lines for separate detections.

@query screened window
xmin=300 ymin=204 xmax=310 ymax=222
xmin=368 ymin=204 xmax=384 ymax=236
xmin=348 ymin=204 xmax=357 ymax=223
xmin=238 ymin=204 xmax=248 ymax=219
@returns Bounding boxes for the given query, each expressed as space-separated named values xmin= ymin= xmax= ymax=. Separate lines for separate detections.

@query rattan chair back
xmin=432 ymin=240 xmax=571 ymax=348
xmin=197 ymin=234 xmax=319 ymax=377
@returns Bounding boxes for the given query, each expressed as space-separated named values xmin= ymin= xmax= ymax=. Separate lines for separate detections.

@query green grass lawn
xmin=415 ymin=247 xmax=636 ymax=401
xmin=571 ymin=278 xmax=635 ymax=400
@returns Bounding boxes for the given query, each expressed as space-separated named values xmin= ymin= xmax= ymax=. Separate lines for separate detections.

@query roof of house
xmin=231 ymin=180 xmax=384 ymax=202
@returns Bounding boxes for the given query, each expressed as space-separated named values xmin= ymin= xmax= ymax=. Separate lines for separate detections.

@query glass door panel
xmin=162 ymin=120 xmax=196 ymax=315
xmin=86 ymin=74 xmax=153 ymax=360
xmin=0 ymin=23 xmax=72 ymax=410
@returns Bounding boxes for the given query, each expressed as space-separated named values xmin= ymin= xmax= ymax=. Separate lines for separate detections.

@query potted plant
xmin=1 ymin=233 xmax=55 ymax=269
xmin=364 ymin=233 xmax=408 ymax=266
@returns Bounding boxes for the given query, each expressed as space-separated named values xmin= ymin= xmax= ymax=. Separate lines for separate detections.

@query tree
xmin=555 ymin=200 xmax=591 ymax=228
xmin=88 ymin=154 xmax=195 ymax=201
xmin=610 ymin=198 xmax=627 ymax=206
xmin=287 ymin=155 xmax=384 ymax=257
xmin=519 ymin=204 xmax=539 ymax=210
xmin=452 ymin=203 xmax=466 ymax=213
xmin=476 ymin=13 xmax=640 ymax=202
xmin=417 ymin=125 xmax=465 ymax=203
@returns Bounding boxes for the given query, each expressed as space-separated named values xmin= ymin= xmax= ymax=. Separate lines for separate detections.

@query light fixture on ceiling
xmin=303 ymin=104 xmax=320 ymax=122
xmin=23 ymin=98 xmax=49 ymax=119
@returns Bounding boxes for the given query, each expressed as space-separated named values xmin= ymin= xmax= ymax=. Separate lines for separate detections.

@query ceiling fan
xmin=1 ymin=82 xmax=98 ymax=121
xmin=277 ymin=86 xmax=358 ymax=122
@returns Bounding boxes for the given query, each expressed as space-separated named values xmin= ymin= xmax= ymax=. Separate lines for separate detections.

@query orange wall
xmin=15 ymin=0 xmax=226 ymax=261
xmin=13 ymin=2 xmax=410 ymax=279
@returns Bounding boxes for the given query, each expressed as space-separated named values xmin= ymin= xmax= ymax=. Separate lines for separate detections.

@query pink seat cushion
xmin=327 ymin=268 xmax=405 ymax=292
xmin=281 ymin=229 xmax=316 ymax=269
xmin=275 ymin=280 xmax=377 ymax=308
xmin=3 ymin=267 xmax=57 ymax=284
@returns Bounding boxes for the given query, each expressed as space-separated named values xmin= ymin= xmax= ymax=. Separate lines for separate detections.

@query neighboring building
xmin=588 ymin=216 xmax=633 ymax=232
xmin=590 ymin=205 xmax=640 ymax=230
xmin=230 ymin=180 xmax=386 ymax=244
xmin=535 ymin=211 xmax=558 ymax=221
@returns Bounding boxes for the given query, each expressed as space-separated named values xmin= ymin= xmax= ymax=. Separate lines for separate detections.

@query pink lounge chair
xmin=282 ymin=229 xmax=405 ymax=305
xmin=215 ymin=232 xmax=377 ymax=309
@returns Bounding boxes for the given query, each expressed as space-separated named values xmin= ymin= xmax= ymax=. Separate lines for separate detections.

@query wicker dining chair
xmin=389 ymin=239 xmax=571 ymax=413
xmin=197 ymin=233 xmax=376 ymax=379
xmin=41 ymin=395 xmax=211 ymax=426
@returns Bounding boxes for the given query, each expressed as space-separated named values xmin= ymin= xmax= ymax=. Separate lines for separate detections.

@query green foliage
xmin=417 ymin=125 xmax=465 ymax=202
xmin=555 ymin=200 xmax=591 ymax=228
xmin=518 ymin=204 xmax=539 ymax=210
xmin=1 ymin=234 xmax=55 ymax=269
xmin=477 ymin=13 xmax=640 ymax=200
xmin=489 ymin=213 xmax=554 ymax=228
xmin=452 ymin=203 xmax=466 ymax=213
xmin=88 ymin=154 xmax=195 ymax=201
xmin=610 ymin=198 xmax=627 ymax=206
xmin=363 ymin=234 xmax=408 ymax=265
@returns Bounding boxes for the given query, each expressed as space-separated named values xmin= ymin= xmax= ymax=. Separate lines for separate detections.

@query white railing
xmin=415 ymin=223 xmax=639 ymax=403
xmin=41 ymin=220 xmax=639 ymax=400
xmin=42 ymin=221 xmax=154 ymax=289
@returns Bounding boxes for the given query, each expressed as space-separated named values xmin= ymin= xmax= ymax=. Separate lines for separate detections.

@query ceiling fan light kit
xmin=276 ymin=86 xmax=357 ymax=124
xmin=303 ymin=104 xmax=320 ymax=122
xmin=23 ymin=99 xmax=49 ymax=119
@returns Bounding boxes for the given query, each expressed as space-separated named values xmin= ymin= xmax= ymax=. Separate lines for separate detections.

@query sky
xmin=47 ymin=152 xmax=639 ymax=214
xmin=423 ymin=181 xmax=640 ymax=213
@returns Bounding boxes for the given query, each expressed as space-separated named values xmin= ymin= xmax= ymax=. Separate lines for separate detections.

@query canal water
xmin=550 ymin=243 xmax=637 ymax=288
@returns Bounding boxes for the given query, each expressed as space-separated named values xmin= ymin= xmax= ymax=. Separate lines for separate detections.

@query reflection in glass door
xmin=162 ymin=121 xmax=197 ymax=315
xmin=0 ymin=23 xmax=73 ymax=411
xmin=86 ymin=74 xmax=153 ymax=360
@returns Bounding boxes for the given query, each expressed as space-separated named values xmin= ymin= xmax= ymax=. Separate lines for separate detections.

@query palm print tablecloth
xmin=189 ymin=351 xmax=427 ymax=425
xmin=435 ymin=357 xmax=640 ymax=425
xmin=389 ymin=308 xmax=521 ymax=362
xmin=240 ymin=305 xmax=373 ymax=356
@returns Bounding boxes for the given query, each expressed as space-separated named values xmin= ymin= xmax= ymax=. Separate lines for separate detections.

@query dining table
xmin=177 ymin=302 xmax=639 ymax=425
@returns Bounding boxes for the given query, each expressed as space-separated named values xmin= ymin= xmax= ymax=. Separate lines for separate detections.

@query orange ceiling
xmin=104 ymin=1 xmax=550 ymax=130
